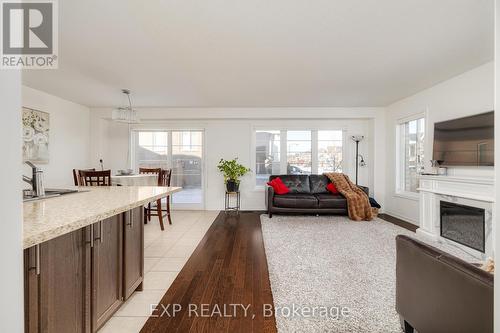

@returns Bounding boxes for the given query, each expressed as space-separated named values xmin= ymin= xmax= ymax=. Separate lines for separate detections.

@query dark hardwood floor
xmin=140 ymin=211 xmax=415 ymax=332
xmin=141 ymin=212 xmax=278 ymax=333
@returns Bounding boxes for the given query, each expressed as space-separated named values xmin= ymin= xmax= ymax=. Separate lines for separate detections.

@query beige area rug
xmin=260 ymin=215 xmax=476 ymax=333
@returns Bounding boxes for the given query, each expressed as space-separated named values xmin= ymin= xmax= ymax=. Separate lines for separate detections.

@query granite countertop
xmin=23 ymin=186 xmax=182 ymax=249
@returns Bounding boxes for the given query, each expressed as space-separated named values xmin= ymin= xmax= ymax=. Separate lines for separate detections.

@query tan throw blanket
xmin=324 ymin=172 xmax=373 ymax=221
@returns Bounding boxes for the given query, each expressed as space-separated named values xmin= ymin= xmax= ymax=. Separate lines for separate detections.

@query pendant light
xmin=111 ymin=89 xmax=140 ymax=123
xmin=112 ymin=89 xmax=140 ymax=170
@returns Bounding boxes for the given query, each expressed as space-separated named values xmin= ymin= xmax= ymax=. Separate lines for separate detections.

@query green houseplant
xmin=217 ymin=158 xmax=251 ymax=192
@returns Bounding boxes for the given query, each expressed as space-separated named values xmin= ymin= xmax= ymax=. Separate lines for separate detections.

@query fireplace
xmin=440 ymin=201 xmax=485 ymax=253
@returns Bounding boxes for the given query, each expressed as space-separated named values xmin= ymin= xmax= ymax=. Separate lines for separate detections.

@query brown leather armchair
xmin=396 ymin=235 xmax=493 ymax=333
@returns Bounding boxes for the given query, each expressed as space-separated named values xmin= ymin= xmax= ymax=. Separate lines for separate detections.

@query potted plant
xmin=217 ymin=158 xmax=251 ymax=192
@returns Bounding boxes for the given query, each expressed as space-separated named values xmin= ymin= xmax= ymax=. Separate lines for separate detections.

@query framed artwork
xmin=22 ymin=107 xmax=50 ymax=163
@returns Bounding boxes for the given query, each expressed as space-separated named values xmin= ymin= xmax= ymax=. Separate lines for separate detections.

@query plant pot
xmin=226 ymin=180 xmax=239 ymax=192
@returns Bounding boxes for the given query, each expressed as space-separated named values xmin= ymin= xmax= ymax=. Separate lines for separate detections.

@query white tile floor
xmin=98 ymin=210 xmax=219 ymax=333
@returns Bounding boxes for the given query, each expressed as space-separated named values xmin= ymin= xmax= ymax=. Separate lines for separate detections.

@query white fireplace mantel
xmin=417 ymin=174 xmax=494 ymax=259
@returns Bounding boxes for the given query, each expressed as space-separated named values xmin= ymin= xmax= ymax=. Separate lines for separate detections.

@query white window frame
xmin=395 ymin=112 xmax=426 ymax=200
xmin=252 ymin=128 xmax=346 ymax=189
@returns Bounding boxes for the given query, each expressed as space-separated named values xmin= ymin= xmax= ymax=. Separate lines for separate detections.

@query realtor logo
xmin=1 ymin=0 xmax=58 ymax=69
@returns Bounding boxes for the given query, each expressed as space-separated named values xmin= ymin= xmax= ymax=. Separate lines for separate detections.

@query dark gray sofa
xmin=396 ymin=235 xmax=493 ymax=333
xmin=265 ymin=174 xmax=368 ymax=217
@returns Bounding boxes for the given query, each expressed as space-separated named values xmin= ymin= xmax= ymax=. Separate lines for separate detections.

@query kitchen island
xmin=23 ymin=186 xmax=181 ymax=333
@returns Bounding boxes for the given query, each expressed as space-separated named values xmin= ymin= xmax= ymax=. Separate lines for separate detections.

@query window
xmin=287 ymin=131 xmax=312 ymax=174
xmin=175 ymin=131 xmax=201 ymax=152
xmin=255 ymin=130 xmax=281 ymax=186
xmin=318 ymin=130 xmax=343 ymax=174
xmin=397 ymin=117 xmax=425 ymax=194
xmin=135 ymin=131 xmax=169 ymax=169
xmin=254 ymin=129 xmax=344 ymax=186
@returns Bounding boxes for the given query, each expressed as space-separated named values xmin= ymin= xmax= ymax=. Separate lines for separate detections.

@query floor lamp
xmin=351 ymin=135 xmax=364 ymax=185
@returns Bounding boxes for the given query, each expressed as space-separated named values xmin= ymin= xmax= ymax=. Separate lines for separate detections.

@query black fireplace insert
xmin=440 ymin=201 xmax=485 ymax=253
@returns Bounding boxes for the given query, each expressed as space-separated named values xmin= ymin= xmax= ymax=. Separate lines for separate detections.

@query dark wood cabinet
xmin=24 ymin=227 xmax=91 ymax=333
xmin=91 ymin=215 xmax=123 ymax=331
xmin=24 ymin=208 xmax=144 ymax=333
xmin=123 ymin=207 xmax=144 ymax=300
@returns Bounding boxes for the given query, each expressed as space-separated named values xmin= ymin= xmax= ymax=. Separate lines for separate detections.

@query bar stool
xmin=140 ymin=168 xmax=173 ymax=230
xmin=79 ymin=170 xmax=112 ymax=186
xmin=72 ymin=168 xmax=96 ymax=186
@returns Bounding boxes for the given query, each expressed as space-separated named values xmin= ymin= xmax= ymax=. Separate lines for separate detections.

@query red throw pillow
xmin=267 ymin=177 xmax=290 ymax=195
xmin=326 ymin=182 xmax=339 ymax=194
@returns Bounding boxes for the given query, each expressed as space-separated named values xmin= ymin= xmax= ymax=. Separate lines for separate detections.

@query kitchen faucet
xmin=23 ymin=161 xmax=45 ymax=197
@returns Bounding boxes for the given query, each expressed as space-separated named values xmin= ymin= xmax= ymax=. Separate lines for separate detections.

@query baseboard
xmin=378 ymin=213 xmax=418 ymax=232
xmin=415 ymin=228 xmax=438 ymax=240
xmin=225 ymin=210 xmax=266 ymax=214
xmin=382 ymin=210 xmax=418 ymax=226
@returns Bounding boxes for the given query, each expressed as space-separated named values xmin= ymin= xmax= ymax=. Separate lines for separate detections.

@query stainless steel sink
xmin=23 ymin=188 xmax=82 ymax=202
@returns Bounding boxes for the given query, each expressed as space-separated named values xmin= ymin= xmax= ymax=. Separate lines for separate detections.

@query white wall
xmin=22 ymin=86 xmax=91 ymax=187
xmin=90 ymin=108 xmax=386 ymax=210
xmin=0 ymin=72 xmax=24 ymax=331
xmin=385 ymin=62 xmax=495 ymax=224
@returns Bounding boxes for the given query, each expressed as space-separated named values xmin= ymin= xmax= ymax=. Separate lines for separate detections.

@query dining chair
xmin=158 ymin=168 xmax=173 ymax=226
xmin=139 ymin=167 xmax=162 ymax=226
xmin=140 ymin=168 xmax=173 ymax=231
xmin=79 ymin=170 xmax=112 ymax=186
xmin=139 ymin=167 xmax=162 ymax=175
xmin=72 ymin=168 xmax=96 ymax=186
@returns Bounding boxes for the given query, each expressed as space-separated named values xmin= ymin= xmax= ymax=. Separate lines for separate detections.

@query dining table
xmin=111 ymin=174 xmax=158 ymax=186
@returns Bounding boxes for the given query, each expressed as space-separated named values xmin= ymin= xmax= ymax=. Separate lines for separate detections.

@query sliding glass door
xmin=171 ymin=131 xmax=203 ymax=207
xmin=133 ymin=130 xmax=204 ymax=209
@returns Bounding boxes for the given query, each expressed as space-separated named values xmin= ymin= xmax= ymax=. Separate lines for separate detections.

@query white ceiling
xmin=22 ymin=0 xmax=494 ymax=108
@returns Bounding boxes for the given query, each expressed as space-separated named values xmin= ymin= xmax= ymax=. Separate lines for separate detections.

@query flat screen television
xmin=433 ymin=111 xmax=494 ymax=166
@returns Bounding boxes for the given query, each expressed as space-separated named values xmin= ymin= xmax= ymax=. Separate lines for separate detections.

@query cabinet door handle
xmin=126 ymin=211 xmax=133 ymax=228
xmin=90 ymin=225 xmax=94 ymax=248
xmin=28 ymin=244 xmax=40 ymax=275
xmin=100 ymin=221 xmax=104 ymax=243
xmin=35 ymin=244 xmax=40 ymax=276
xmin=93 ymin=221 xmax=103 ymax=244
